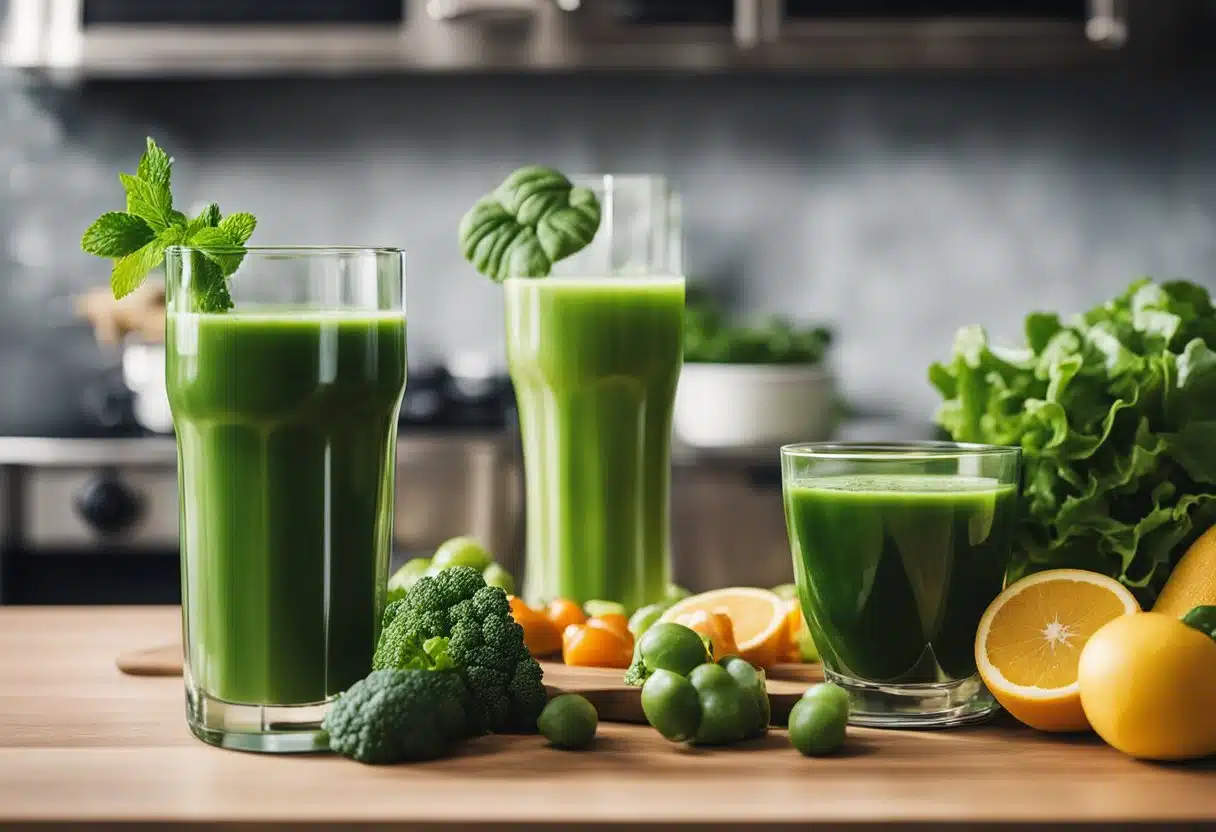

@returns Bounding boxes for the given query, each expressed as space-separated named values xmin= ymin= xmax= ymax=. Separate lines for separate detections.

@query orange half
xmin=975 ymin=569 xmax=1140 ymax=732
xmin=660 ymin=587 xmax=788 ymax=668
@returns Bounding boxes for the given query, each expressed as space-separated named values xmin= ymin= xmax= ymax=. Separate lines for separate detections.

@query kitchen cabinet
xmin=6 ymin=0 xmax=1212 ymax=76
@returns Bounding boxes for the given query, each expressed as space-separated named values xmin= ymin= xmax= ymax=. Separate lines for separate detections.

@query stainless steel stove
xmin=0 ymin=352 xmax=525 ymax=604
xmin=0 ymin=433 xmax=521 ymax=605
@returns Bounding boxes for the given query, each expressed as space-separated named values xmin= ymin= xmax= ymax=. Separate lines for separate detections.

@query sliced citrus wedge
xmin=660 ymin=587 xmax=788 ymax=668
xmin=976 ymin=569 xmax=1140 ymax=732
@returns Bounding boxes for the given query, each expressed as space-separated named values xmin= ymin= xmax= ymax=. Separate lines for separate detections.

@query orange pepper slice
xmin=545 ymin=598 xmax=588 ymax=634
xmin=589 ymin=613 xmax=633 ymax=648
xmin=509 ymin=595 xmax=561 ymax=658
xmin=562 ymin=621 xmax=633 ymax=669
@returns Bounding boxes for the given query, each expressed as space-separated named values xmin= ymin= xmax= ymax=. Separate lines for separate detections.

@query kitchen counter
xmin=1 ymin=607 xmax=1213 ymax=829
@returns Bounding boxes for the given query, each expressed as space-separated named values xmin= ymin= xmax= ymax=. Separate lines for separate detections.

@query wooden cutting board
xmin=116 ymin=643 xmax=823 ymax=725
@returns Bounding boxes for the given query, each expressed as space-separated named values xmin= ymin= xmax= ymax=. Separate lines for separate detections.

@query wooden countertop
xmin=1 ymin=607 xmax=1212 ymax=829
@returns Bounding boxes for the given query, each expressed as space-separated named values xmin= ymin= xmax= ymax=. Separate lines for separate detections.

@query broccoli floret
xmin=506 ymin=647 xmax=549 ymax=729
xmin=373 ymin=566 xmax=548 ymax=734
xmin=322 ymin=669 xmax=470 ymax=764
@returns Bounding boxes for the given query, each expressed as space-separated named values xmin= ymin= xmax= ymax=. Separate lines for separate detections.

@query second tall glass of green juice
xmin=506 ymin=173 xmax=684 ymax=610
xmin=507 ymin=275 xmax=684 ymax=610
xmin=166 ymin=246 xmax=406 ymax=753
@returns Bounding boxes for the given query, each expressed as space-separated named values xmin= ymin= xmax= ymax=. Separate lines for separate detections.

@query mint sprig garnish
xmin=80 ymin=137 xmax=256 ymax=312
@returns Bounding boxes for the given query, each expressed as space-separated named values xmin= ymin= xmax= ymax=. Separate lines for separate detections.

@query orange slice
xmin=660 ymin=587 xmax=789 ymax=668
xmin=781 ymin=602 xmax=803 ymax=663
xmin=975 ymin=569 xmax=1140 ymax=732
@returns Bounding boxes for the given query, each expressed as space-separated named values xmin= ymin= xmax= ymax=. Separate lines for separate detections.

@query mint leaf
xmin=219 ymin=212 xmax=256 ymax=246
xmin=109 ymin=225 xmax=184 ymax=298
xmin=81 ymin=212 xmax=155 ymax=258
xmin=111 ymin=232 xmax=172 ymax=299
xmin=136 ymin=137 xmax=172 ymax=188
xmin=186 ymin=203 xmax=221 ymax=236
xmin=188 ymin=226 xmax=243 ymax=275
xmin=159 ymin=224 xmax=189 ymax=247
xmin=191 ymin=251 xmax=233 ymax=313
xmin=182 ymin=208 xmax=250 ymax=312
xmin=119 ymin=172 xmax=174 ymax=232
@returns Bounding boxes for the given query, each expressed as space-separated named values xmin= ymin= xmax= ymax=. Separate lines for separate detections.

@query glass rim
xmin=779 ymin=440 xmax=1021 ymax=461
xmin=570 ymin=173 xmax=671 ymax=186
xmin=165 ymin=245 xmax=402 ymax=256
xmin=502 ymin=274 xmax=685 ymax=283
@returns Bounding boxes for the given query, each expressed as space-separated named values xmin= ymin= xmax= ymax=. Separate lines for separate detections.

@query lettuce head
xmin=930 ymin=279 xmax=1216 ymax=604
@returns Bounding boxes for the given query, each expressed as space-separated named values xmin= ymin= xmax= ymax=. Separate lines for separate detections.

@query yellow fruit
xmin=1153 ymin=523 xmax=1216 ymax=617
xmin=975 ymin=569 xmax=1140 ymax=732
xmin=660 ymin=587 xmax=789 ymax=669
xmin=1079 ymin=612 xmax=1216 ymax=761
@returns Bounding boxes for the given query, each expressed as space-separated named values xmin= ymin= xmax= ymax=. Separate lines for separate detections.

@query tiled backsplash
xmin=2 ymin=72 xmax=1215 ymax=422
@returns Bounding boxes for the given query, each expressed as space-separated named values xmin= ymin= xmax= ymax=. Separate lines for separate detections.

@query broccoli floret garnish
xmin=373 ymin=566 xmax=548 ymax=734
xmin=322 ymin=669 xmax=470 ymax=764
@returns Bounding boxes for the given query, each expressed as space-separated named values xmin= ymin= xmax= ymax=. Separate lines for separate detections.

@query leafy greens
xmin=684 ymin=291 xmax=832 ymax=365
xmin=458 ymin=166 xmax=601 ymax=282
xmin=930 ymin=279 xmax=1216 ymax=604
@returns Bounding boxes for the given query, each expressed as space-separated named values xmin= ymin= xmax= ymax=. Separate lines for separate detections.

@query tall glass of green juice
xmin=781 ymin=442 xmax=1020 ymax=728
xmin=166 ymin=246 xmax=406 ymax=753
xmin=507 ymin=175 xmax=684 ymax=610
xmin=507 ymin=275 xmax=684 ymax=609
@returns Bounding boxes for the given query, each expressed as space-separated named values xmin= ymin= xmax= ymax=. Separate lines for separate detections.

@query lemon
xmin=974 ymin=569 xmax=1140 ymax=732
xmin=660 ymin=587 xmax=789 ymax=669
xmin=1079 ymin=612 xmax=1216 ymax=761
xmin=1154 ymin=524 xmax=1216 ymax=617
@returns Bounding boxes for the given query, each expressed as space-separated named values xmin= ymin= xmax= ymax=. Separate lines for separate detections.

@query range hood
xmin=0 ymin=0 xmax=1165 ymax=77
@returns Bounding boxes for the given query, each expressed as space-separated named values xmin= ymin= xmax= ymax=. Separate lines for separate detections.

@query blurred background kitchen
xmin=1 ymin=0 xmax=1214 ymax=605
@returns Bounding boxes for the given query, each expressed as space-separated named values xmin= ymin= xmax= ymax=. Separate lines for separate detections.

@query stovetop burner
xmin=400 ymin=364 xmax=514 ymax=432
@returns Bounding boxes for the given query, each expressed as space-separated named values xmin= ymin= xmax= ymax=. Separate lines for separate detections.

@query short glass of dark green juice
xmin=165 ymin=246 xmax=407 ymax=752
xmin=780 ymin=441 xmax=1021 ymax=728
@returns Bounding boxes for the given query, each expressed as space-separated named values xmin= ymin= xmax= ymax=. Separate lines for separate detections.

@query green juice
xmin=785 ymin=474 xmax=1017 ymax=684
xmin=167 ymin=311 xmax=407 ymax=706
xmin=505 ymin=276 xmax=684 ymax=610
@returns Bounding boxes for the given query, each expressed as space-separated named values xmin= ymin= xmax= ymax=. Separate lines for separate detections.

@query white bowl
xmin=674 ymin=363 xmax=836 ymax=450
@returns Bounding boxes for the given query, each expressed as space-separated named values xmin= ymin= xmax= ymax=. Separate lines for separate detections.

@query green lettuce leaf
xmin=930 ymin=278 xmax=1216 ymax=605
